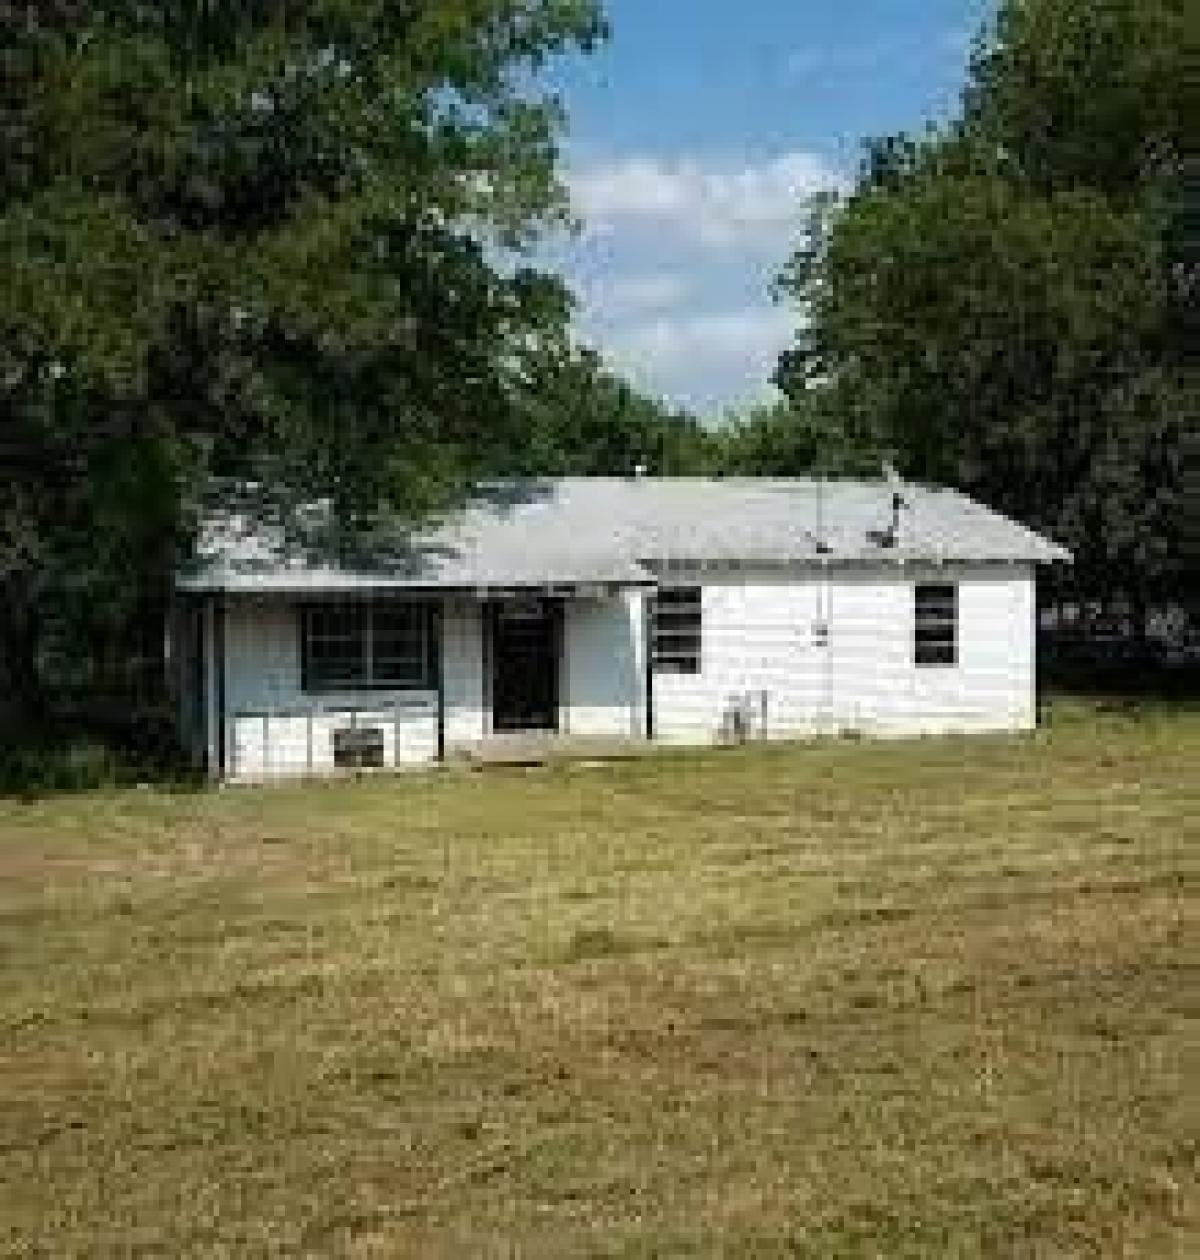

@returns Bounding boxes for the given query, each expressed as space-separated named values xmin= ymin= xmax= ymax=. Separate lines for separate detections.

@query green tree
xmin=509 ymin=345 xmax=716 ymax=477
xmin=714 ymin=393 xmax=882 ymax=479
xmin=0 ymin=0 xmax=604 ymax=740
xmin=774 ymin=0 xmax=1193 ymax=624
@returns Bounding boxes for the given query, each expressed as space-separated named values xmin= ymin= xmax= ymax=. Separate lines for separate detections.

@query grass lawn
xmin=1 ymin=704 xmax=1196 ymax=1257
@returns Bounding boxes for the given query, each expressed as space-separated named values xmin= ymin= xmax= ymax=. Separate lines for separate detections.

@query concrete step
xmin=448 ymin=734 xmax=655 ymax=768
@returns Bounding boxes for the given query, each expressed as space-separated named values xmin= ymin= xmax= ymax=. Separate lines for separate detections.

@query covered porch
xmin=176 ymin=579 xmax=655 ymax=782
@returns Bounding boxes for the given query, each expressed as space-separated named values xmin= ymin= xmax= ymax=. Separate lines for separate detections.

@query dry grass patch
xmin=1 ymin=705 xmax=1197 ymax=1256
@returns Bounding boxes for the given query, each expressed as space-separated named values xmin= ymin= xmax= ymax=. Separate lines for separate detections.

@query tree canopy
xmin=507 ymin=345 xmax=717 ymax=478
xmin=773 ymin=0 xmax=1193 ymax=617
xmin=1 ymin=0 xmax=605 ymax=737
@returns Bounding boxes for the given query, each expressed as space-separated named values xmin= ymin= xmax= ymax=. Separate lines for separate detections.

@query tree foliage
xmin=714 ymin=395 xmax=881 ymax=479
xmin=508 ymin=345 xmax=717 ymax=477
xmin=774 ymin=0 xmax=1194 ymax=616
xmin=1 ymin=0 xmax=604 ymax=737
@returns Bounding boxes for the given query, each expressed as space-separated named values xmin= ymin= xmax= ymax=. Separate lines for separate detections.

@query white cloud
xmin=593 ymin=272 xmax=692 ymax=315
xmin=556 ymin=147 xmax=840 ymax=409
xmin=571 ymin=150 xmax=843 ymax=249
xmin=597 ymin=306 xmax=795 ymax=413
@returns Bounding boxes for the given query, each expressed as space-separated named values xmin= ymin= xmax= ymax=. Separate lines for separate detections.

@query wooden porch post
xmin=203 ymin=597 xmax=220 ymax=782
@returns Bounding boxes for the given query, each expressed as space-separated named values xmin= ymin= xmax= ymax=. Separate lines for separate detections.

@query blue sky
xmin=543 ymin=0 xmax=995 ymax=417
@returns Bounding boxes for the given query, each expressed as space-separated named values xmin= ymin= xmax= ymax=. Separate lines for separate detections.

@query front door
xmin=491 ymin=598 xmax=560 ymax=733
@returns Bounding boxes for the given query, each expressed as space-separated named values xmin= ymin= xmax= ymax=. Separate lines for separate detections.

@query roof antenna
xmin=815 ymin=473 xmax=831 ymax=555
xmin=871 ymin=456 xmax=907 ymax=549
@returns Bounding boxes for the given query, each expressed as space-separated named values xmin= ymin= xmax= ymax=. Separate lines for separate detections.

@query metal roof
xmin=176 ymin=477 xmax=1072 ymax=594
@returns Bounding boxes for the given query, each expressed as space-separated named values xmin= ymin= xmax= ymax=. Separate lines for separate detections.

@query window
xmin=914 ymin=583 xmax=958 ymax=667
xmin=652 ymin=587 xmax=702 ymax=674
xmin=301 ymin=602 xmax=433 ymax=691
xmin=372 ymin=604 xmax=430 ymax=684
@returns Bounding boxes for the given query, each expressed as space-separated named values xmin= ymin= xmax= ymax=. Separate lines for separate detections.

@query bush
xmin=0 ymin=742 xmax=123 ymax=795
xmin=0 ymin=726 xmax=200 ymax=797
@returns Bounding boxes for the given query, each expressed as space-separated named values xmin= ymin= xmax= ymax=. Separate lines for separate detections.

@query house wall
xmin=437 ymin=593 xmax=648 ymax=749
xmin=202 ymin=564 xmax=1036 ymax=780
xmin=651 ymin=564 xmax=1036 ymax=742
xmin=652 ymin=575 xmax=824 ymax=742
xmin=219 ymin=596 xmax=440 ymax=780
xmin=561 ymin=593 xmax=647 ymax=739
xmin=827 ymin=566 xmax=1036 ymax=735
xmin=212 ymin=594 xmax=649 ymax=778
xmin=442 ymin=598 xmax=486 ymax=746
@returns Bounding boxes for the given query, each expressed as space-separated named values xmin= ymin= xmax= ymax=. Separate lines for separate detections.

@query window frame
xmin=914 ymin=582 xmax=959 ymax=668
xmin=651 ymin=586 xmax=703 ymax=675
xmin=300 ymin=600 xmax=436 ymax=693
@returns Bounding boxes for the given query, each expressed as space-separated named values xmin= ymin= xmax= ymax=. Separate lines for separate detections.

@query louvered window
xmin=914 ymin=584 xmax=958 ymax=667
xmin=652 ymin=588 xmax=702 ymax=674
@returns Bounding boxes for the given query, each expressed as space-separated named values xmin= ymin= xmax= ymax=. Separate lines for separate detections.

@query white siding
xmin=827 ymin=567 xmax=1035 ymax=735
xmin=221 ymin=598 xmax=439 ymax=780
xmin=652 ymin=577 xmax=827 ymax=743
xmin=442 ymin=599 xmax=486 ymax=746
xmin=562 ymin=593 xmax=646 ymax=738
xmin=210 ymin=565 xmax=1037 ymax=780
xmin=439 ymin=593 xmax=647 ymax=750
xmin=652 ymin=565 xmax=1036 ymax=743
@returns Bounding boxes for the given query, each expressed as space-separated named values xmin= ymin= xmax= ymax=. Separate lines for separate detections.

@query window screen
xmin=302 ymin=603 xmax=432 ymax=691
xmin=372 ymin=604 xmax=429 ymax=685
xmin=303 ymin=605 xmax=366 ymax=689
xmin=652 ymin=588 xmax=702 ymax=675
xmin=914 ymin=583 xmax=958 ymax=667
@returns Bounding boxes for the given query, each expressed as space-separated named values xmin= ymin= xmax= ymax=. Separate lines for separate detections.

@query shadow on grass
xmin=1041 ymin=659 xmax=1200 ymax=703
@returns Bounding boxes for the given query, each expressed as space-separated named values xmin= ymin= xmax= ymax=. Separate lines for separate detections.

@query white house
xmin=172 ymin=476 xmax=1070 ymax=781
